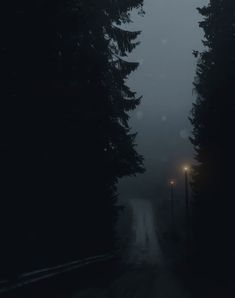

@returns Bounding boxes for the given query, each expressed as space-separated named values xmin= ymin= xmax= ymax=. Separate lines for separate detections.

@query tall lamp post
xmin=184 ymin=167 xmax=189 ymax=223
xmin=170 ymin=180 xmax=175 ymax=236
xmin=184 ymin=166 xmax=190 ymax=248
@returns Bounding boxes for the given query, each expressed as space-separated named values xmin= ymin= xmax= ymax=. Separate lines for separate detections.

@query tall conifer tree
xmin=0 ymin=0 xmax=144 ymax=276
xmin=191 ymin=0 xmax=235 ymax=270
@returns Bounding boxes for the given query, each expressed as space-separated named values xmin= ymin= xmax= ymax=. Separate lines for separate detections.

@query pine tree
xmin=0 ymin=0 xmax=144 ymax=276
xmin=191 ymin=0 xmax=235 ymax=271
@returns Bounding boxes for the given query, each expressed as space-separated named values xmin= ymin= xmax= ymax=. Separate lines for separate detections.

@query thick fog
xmin=128 ymin=199 xmax=162 ymax=265
xmin=118 ymin=0 xmax=207 ymax=200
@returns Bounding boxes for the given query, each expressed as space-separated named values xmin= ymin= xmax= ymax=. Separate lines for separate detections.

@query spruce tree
xmin=191 ymin=0 xmax=235 ymax=271
xmin=0 ymin=0 xmax=144 ymax=276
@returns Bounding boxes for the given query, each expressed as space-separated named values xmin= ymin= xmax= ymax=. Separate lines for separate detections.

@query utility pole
xmin=184 ymin=166 xmax=190 ymax=250
xmin=184 ymin=167 xmax=189 ymax=224
xmin=170 ymin=180 xmax=175 ymax=237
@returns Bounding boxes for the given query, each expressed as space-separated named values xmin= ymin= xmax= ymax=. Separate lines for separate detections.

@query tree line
xmin=191 ymin=0 xmax=235 ymax=274
xmin=0 ymin=0 xmax=144 ymax=277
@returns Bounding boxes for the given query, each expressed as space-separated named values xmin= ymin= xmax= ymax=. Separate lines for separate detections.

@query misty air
xmin=1 ymin=0 xmax=235 ymax=297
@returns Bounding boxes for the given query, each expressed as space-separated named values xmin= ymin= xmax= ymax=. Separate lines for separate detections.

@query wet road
xmin=73 ymin=199 xmax=191 ymax=298
xmin=73 ymin=265 xmax=191 ymax=298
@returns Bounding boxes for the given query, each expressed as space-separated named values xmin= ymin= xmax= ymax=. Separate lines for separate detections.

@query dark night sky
xmin=118 ymin=0 xmax=207 ymax=201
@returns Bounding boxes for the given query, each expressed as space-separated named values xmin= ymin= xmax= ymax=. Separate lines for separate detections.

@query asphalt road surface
xmin=73 ymin=199 xmax=191 ymax=298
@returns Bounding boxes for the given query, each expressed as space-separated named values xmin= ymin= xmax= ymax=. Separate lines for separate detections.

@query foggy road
xmin=74 ymin=199 xmax=191 ymax=298
xmin=128 ymin=199 xmax=163 ymax=265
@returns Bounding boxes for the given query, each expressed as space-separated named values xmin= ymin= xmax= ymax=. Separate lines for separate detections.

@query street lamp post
xmin=170 ymin=181 xmax=175 ymax=237
xmin=184 ymin=167 xmax=189 ymax=224
xmin=184 ymin=166 xmax=190 ymax=249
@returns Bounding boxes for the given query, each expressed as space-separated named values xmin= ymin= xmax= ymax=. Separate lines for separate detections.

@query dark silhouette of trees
xmin=190 ymin=0 xmax=235 ymax=272
xmin=0 ymin=0 xmax=144 ymax=277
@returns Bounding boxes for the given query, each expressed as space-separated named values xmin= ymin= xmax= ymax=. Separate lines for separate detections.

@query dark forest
xmin=1 ymin=1 xmax=235 ymax=297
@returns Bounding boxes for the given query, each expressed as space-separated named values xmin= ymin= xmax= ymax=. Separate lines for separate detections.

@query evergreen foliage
xmin=191 ymin=0 xmax=235 ymax=271
xmin=0 ymin=0 xmax=144 ymax=277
